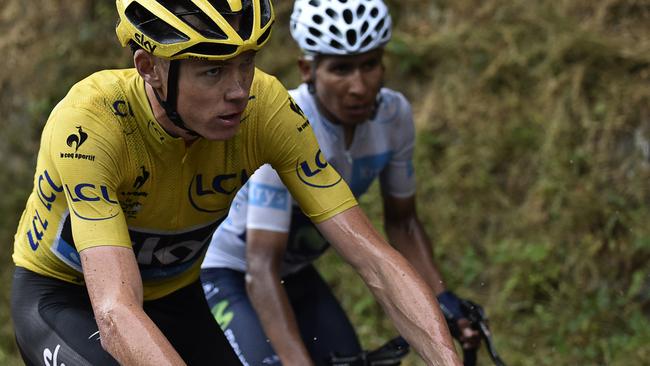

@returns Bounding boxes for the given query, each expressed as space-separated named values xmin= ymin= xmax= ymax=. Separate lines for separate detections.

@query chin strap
xmin=153 ymin=60 xmax=200 ymax=137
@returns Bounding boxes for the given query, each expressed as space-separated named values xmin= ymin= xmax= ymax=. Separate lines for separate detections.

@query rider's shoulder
xmin=375 ymin=87 xmax=413 ymax=126
xmin=378 ymin=87 xmax=412 ymax=110
xmin=55 ymin=69 xmax=139 ymax=115
xmin=46 ymin=69 xmax=140 ymax=139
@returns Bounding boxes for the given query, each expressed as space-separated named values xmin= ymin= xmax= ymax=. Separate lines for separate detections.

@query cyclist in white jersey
xmin=202 ymin=0 xmax=482 ymax=365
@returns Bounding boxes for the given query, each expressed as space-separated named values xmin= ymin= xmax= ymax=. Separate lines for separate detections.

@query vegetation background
xmin=1 ymin=0 xmax=649 ymax=365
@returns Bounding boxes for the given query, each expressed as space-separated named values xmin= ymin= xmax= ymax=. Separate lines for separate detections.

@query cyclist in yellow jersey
xmin=11 ymin=0 xmax=461 ymax=365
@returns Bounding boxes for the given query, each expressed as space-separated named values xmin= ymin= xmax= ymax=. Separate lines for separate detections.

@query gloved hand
xmin=436 ymin=290 xmax=482 ymax=349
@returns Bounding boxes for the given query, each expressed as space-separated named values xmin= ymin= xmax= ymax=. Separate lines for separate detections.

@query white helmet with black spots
xmin=290 ymin=0 xmax=392 ymax=56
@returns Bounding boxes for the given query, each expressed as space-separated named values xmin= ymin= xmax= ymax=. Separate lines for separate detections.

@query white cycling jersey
xmin=202 ymin=83 xmax=416 ymax=276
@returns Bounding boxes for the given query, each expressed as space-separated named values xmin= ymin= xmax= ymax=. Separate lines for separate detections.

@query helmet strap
xmin=153 ymin=60 xmax=199 ymax=137
xmin=307 ymin=57 xmax=319 ymax=94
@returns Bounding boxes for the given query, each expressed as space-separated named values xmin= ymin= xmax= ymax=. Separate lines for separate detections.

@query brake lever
xmin=460 ymin=299 xmax=507 ymax=366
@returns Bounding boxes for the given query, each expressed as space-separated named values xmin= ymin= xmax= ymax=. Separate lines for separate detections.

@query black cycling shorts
xmin=201 ymin=265 xmax=362 ymax=366
xmin=11 ymin=266 xmax=241 ymax=366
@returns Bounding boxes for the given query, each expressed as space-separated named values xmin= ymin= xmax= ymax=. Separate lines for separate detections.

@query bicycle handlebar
xmin=327 ymin=299 xmax=506 ymax=366
xmin=460 ymin=299 xmax=507 ymax=366
xmin=327 ymin=336 xmax=410 ymax=366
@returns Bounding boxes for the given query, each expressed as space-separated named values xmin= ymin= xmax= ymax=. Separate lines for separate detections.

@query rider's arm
xmin=316 ymin=206 xmax=461 ymax=366
xmin=245 ymin=229 xmax=315 ymax=365
xmin=382 ymin=194 xmax=480 ymax=349
xmin=382 ymin=193 xmax=446 ymax=295
xmin=81 ymin=246 xmax=186 ymax=366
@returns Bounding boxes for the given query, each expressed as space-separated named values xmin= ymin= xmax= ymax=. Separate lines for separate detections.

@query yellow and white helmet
xmin=116 ymin=0 xmax=275 ymax=60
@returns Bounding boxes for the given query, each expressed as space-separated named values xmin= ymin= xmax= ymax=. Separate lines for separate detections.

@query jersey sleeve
xmin=380 ymin=93 xmax=417 ymax=198
xmin=45 ymin=106 xmax=131 ymax=252
xmin=245 ymin=164 xmax=292 ymax=233
xmin=255 ymin=75 xmax=357 ymax=223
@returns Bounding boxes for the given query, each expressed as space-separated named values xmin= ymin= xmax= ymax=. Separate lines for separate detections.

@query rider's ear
xmin=297 ymin=57 xmax=314 ymax=84
xmin=134 ymin=49 xmax=166 ymax=89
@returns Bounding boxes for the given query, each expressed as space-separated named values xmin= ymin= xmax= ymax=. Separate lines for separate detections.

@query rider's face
xmin=312 ymin=49 xmax=384 ymax=125
xmin=176 ymin=51 xmax=256 ymax=141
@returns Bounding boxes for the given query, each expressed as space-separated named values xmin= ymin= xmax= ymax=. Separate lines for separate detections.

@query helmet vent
xmin=330 ymin=39 xmax=343 ymax=50
xmin=375 ymin=18 xmax=385 ymax=33
xmin=313 ymin=14 xmax=324 ymax=24
xmin=343 ymin=9 xmax=353 ymax=24
xmin=370 ymin=7 xmax=379 ymax=17
xmin=178 ymin=42 xmax=239 ymax=57
xmin=361 ymin=21 xmax=369 ymax=34
xmin=207 ymin=0 xmax=250 ymax=14
xmin=257 ymin=26 xmax=272 ymax=45
xmin=259 ymin=0 xmax=273 ymax=28
xmin=308 ymin=0 xmax=321 ymax=6
xmin=346 ymin=29 xmax=357 ymax=46
xmin=325 ymin=8 xmax=338 ymax=20
xmin=125 ymin=2 xmax=189 ymax=44
xmin=329 ymin=25 xmax=342 ymax=37
xmin=356 ymin=4 xmax=366 ymax=17
xmin=309 ymin=27 xmax=322 ymax=37
xmin=157 ymin=0 xmax=228 ymax=40
xmin=360 ymin=35 xmax=372 ymax=48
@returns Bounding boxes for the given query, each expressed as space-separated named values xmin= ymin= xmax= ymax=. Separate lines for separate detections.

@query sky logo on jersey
xmin=295 ymin=149 xmax=342 ymax=188
xmin=188 ymin=170 xmax=248 ymax=213
xmin=249 ymin=182 xmax=288 ymax=210
xmin=131 ymin=219 xmax=222 ymax=279
xmin=64 ymin=183 xmax=120 ymax=221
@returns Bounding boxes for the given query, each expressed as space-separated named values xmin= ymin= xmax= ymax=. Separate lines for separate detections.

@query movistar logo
xmin=66 ymin=126 xmax=87 ymax=152
xmin=212 ymin=300 xmax=234 ymax=330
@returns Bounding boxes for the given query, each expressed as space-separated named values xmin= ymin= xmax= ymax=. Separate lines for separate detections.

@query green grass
xmin=1 ymin=0 xmax=649 ymax=364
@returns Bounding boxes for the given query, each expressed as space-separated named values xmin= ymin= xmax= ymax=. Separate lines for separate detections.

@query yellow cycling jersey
xmin=13 ymin=68 xmax=357 ymax=300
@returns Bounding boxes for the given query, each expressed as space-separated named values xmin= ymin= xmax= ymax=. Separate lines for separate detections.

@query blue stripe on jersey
xmin=349 ymin=151 xmax=392 ymax=197
xmin=249 ymin=182 xmax=289 ymax=210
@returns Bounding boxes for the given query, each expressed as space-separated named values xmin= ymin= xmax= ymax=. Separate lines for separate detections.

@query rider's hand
xmin=436 ymin=290 xmax=482 ymax=349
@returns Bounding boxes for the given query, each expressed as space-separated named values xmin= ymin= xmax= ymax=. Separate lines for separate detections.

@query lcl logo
xmin=295 ymin=149 xmax=342 ymax=188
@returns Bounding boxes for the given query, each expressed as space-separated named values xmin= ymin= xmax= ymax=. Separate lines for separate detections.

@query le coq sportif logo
xmin=66 ymin=126 xmax=88 ymax=152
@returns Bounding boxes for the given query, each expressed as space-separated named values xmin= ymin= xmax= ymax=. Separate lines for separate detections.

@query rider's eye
xmin=330 ymin=63 xmax=352 ymax=75
xmin=362 ymin=59 xmax=381 ymax=70
xmin=205 ymin=67 xmax=223 ymax=77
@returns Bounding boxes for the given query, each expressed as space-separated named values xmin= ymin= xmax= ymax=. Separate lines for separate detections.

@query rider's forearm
xmin=384 ymin=216 xmax=447 ymax=295
xmin=81 ymin=246 xmax=185 ymax=366
xmin=318 ymin=207 xmax=461 ymax=365
xmin=94 ymin=300 xmax=186 ymax=366
xmin=247 ymin=267 xmax=314 ymax=366
xmin=356 ymin=245 xmax=460 ymax=365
